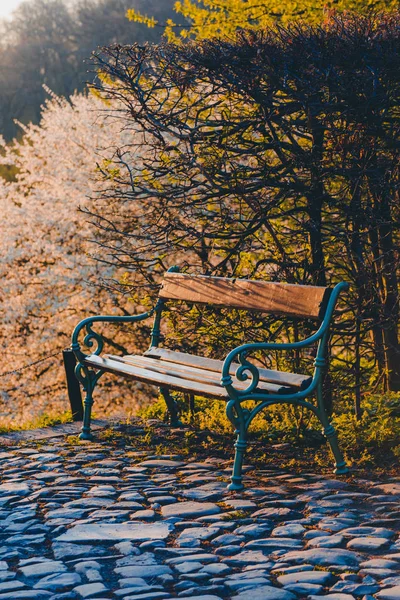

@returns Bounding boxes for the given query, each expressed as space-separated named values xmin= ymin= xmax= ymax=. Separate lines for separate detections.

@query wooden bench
xmin=71 ymin=267 xmax=349 ymax=490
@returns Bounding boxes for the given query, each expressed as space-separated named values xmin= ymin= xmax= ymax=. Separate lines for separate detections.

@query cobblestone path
xmin=0 ymin=437 xmax=399 ymax=599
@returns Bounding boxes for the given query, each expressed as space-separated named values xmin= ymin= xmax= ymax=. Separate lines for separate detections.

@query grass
xmin=132 ymin=392 xmax=400 ymax=476
xmin=0 ymin=410 xmax=73 ymax=434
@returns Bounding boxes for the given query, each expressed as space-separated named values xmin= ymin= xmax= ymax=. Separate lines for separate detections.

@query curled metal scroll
xmin=74 ymin=361 xmax=91 ymax=388
xmin=234 ymin=352 xmax=260 ymax=395
xmin=74 ymin=361 xmax=103 ymax=392
xmin=83 ymin=323 xmax=104 ymax=356
xmin=226 ymin=398 xmax=252 ymax=432
xmin=226 ymin=399 xmax=239 ymax=429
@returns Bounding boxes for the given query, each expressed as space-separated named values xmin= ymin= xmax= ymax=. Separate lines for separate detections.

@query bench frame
xmin=72 ymin=266 xmax=349 ymax=490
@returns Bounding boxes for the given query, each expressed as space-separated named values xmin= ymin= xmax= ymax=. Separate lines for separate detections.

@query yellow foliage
xmin=97 ymin=71 xmax=115 ymax=87
xmin=138 ymin=391 xmax=400 ymax=469
xmin=97 ymin=158 xmax=121 ymax=180
xmin=126 ymin=9 xmax=157 ymax=28
xmin=127 ymin=0 xmax=400 ymax=41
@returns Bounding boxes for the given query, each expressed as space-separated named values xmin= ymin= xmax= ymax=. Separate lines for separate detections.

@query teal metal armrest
xmin=221 ymin=281 xmax=349 ymax=397
xmin=220 ymin=281 xmax=349 ymax=490
xmin=71 ymin=308 xmax=156 ymax=363
xmin=71 ymin=305 xmax=157 ymax=441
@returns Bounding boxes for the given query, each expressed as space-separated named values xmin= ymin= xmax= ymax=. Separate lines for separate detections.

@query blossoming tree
xmin=0 ymin=90 xmax=151 ymax=426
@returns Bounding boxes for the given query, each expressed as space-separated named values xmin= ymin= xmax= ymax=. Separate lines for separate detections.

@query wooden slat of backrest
xmin=159 ymin=273 xmax=329 ymax=319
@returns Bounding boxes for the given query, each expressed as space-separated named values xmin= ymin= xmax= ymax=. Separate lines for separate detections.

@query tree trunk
xmin=307 ymin=112 xmax=330 ymax=413
xmin=368 ymin=222 xmax=389 ymax=388
xmin=369 ymin=170 xmax=400 ymax=391
xmin=379 ymin=209 xmax=400 ymax=391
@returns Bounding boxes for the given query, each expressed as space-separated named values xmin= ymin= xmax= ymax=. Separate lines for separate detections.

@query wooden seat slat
xmin=144 ymin=347 xmax=312 ymax=390
xmin=160 ymin=272 xmax=330 ymax=319
xmin=103 ymin=354 xmax=291 ymax=395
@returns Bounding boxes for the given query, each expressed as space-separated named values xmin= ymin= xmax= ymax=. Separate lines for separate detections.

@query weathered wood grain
xmin=85 ymin=353 xmax=297 ymax=399
xmin=84 ymin=354 xmax=229 ymax=399
xmin=105 ymin=354 xmax=291 ymax=394
xmin=159 ymin=273 xmax=329 ymax=319
xmin=144 ymin=347 xmax=311 ymax=390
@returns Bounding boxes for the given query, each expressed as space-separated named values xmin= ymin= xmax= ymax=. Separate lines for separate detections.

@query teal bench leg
xmin=316 ymin=381 xmax=348 ymax=475
xmin=75 ymin=364 xmax=102 ymax=441
xmin=324 ymin=424 xmax=348 ymax=474
xmin=80 ymin=384 xmax=95 ymax=441
xmin=228 ymin=434 xmax=247 ymax=491
xmin=226 ymin=400 xmax=248 ymax=491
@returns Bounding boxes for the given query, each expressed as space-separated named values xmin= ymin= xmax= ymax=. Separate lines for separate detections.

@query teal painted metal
xmin=71 ymin=308 xmax=156 ymax=440
xmin=221 ymin=281 xmax=349 ymax=490
xmin=150 ymin=266 xmax=179 ymax=347
xmin=150 ymin=299 xmax=165 ymax=349
xmin=71 ymin=266 xmax=180 ymax=440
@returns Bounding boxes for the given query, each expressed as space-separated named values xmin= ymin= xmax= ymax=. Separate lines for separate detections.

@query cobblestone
xmin=0 ymin=431 xmax=398 ymax=599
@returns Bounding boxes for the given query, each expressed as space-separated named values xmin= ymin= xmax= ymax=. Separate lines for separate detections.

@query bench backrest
xmin=159 ymin=273 xmax=331 ymax=320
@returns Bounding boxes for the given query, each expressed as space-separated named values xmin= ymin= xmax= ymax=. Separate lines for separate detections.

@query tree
xmin=0 ymin=0 xmax=77 ymax=139
xmin=0 ymin=0 xmax=176 ymax=140
xmin=0 ymin=89 xmax=150 ymax=426
xmin=91 ymin=13 xmax=400 ymax=412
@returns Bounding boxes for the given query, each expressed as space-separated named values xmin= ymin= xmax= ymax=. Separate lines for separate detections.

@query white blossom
xmin=0 ymin=90 xmax=148 ymax=425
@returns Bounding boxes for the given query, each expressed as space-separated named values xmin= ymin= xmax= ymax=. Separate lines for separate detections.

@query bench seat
xmin=85 ymin=350 xmax=311 ymax=400
xmin=144 ymin=348 xmax=313 ymax=391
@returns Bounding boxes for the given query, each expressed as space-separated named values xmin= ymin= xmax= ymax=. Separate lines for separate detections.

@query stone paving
xmin=0 ymin=436 xmax=399 ymax=600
